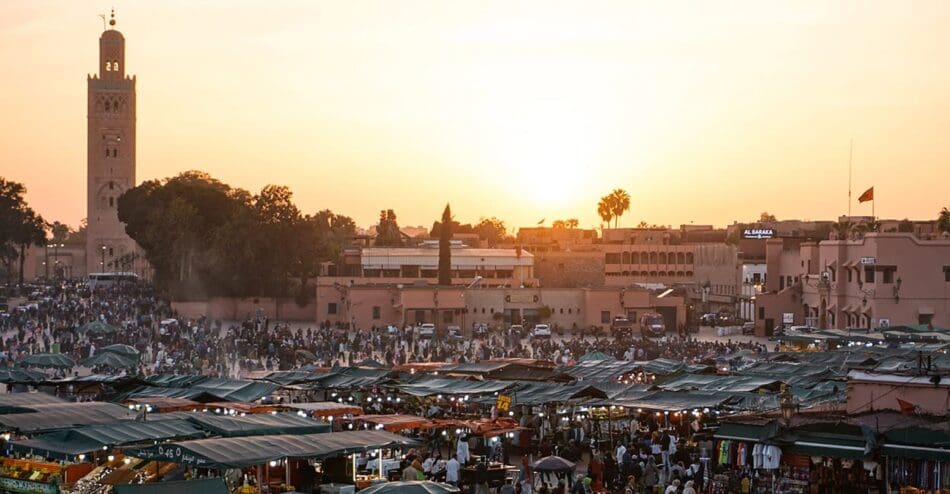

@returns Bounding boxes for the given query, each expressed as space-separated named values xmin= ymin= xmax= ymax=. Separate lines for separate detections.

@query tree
xmin=0 ymin=178 xmax=46 ymax=284
xmin=551 ymin=219 xmax=579 ymax=229
xmin=608 ymin=189 xmax=631 ymax=228
xmin=49 ymin=221 xmax=70 ymax=244
xmin=374 ymin=209 xmax=404 ymax=247
xmin=438 ymin=204 xmax=452 ymax=285
xmin=938 ymin=207 xmax=950 ymax=235
xmin=759 ymin=212 xmax=777 ymax=222
xmin=637 ymin=220 xmax=648 ymax=228
xmin=473 ymin=217 xmax=508 ymax=247
xmin=597 ymin=197 xmax=613 ymax=229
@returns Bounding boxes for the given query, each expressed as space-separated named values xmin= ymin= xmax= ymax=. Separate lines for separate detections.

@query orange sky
xmin=1 ymin=1 xmax=948 ymax=232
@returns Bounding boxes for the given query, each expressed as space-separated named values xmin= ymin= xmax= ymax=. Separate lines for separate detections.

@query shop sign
xmin=495 ymin=394 xmax=511 ymax=413
xmin=782 ymin=313 xmax=794 ymax=324
xmin=0 ymin=477 xmax=59 ymax=494
xmin=860 ymin=257 xmax=876 ymax=265
xmin=742 ymin=228 xmax=775 ymax=239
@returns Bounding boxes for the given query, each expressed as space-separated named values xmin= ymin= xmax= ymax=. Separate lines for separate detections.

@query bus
xmin=640 ymin=312 xmax=666 ymax=338
xmin=86 ymin=272 xmax=139 ymax=289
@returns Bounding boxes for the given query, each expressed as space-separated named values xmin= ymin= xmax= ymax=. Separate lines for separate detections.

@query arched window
xmin=631 ymin=252 xmax=640 ymax=264
xmin=109 ymin=181 xmax=114 ymax=190
xmin=677 ymin=253 xmax=685 ymax=264
xmin=658 ymin=252 xmax=667 ymax=264
xmin=686 ymin=252 xmax=694 ymax=264
xmin=622 ymin=252 xmax=631 ymax=264
xmin=649 ymin=252 xmax=657 ymax=264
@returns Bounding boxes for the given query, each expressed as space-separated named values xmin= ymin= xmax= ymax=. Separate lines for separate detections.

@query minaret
xmin=87 ymin=10 xmax=138 ymax=275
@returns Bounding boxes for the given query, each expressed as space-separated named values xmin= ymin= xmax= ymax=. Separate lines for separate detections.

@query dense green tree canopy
xmin=117 ymin=171 xmax=355 ymax=300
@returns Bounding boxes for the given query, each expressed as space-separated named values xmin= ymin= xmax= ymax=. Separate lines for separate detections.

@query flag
xmin=896 ymin=398 xmax=917 ymax=416
xmin=858 ymin=187 xmax=874 ymax=203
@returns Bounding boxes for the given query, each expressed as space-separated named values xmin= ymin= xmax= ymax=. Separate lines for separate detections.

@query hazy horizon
xmin=2 ymin=1 xmax=949 ymax=231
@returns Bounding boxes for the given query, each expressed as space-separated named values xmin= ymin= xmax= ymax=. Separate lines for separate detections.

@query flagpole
xmin=848 ymin=139 xmax=853 ymax=218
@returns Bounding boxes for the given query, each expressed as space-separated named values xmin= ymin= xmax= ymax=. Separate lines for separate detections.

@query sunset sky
xmin=1 ymin=1 xmax=948 ymax=232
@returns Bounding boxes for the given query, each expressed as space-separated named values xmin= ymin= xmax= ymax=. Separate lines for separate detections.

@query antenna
xmin=848 ymin=139 xmax=853 ymax=218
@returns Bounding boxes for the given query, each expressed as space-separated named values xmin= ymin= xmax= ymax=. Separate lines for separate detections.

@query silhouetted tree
xmin=438 ymin=204 xmax=452 ymax=285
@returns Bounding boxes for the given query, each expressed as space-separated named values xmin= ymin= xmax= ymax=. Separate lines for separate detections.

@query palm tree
xmin=565 ymin=218 xmax=579 ymax=229
xmin=938 ymin=207 xmax=950 ymax=235
xmin=609 ymin=189 xmax=631 ymax=228
xmin=597 ymin=198 xmax=613 ymax=230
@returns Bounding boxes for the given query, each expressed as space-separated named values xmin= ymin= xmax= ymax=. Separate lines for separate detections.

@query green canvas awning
xmin=0 ymin=402 xmax=132 ymax=433
xmin=9 ymin=419 xmax=205 ymax=459
xmin=882 ymin=426 xmax=950 ymax=461
xmin=186 ymin=413 xmax=330 ymax=437
xmin=785 ymin=423 xmax=870 ymax=459
xmin=395 ymin=376 xmax=515 ymax=397
xmin=113 ymin=478 xmax=228 ymax=494
xmin=125 ymin=430 xmax=419 ymax=469
xmin=714 ymin=422 xmax=780 ymax=442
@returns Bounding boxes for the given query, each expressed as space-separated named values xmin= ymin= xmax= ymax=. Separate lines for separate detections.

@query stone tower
xmin=86 ymin=12 xmax=139 ymax=275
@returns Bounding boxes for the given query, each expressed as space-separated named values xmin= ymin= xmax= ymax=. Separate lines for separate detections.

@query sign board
xmin=742 ymin=228 xmax=775 ymax=240
xmin=860 ymin=257 xmax=877 ymax=265
xmin=782 ymin=313 xmax=794 ymax=324
xmin=878 ymin=319 xmax=890 ymax=328
xmin=495 ymin=394 xmax=511 ymax=413
xmin=0 ymin=477 xmax=59 ymax=494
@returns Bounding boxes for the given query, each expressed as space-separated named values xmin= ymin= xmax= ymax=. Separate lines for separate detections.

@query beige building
xmin=314 ymin=282 xmax=685 ymax=332
xmin=85 ymin=14 xmax=143 ymax=275
xmin=327 ymin=244 xmax=535 ymax=288
xmin=757 ymin=233 xmax=950 ymax=334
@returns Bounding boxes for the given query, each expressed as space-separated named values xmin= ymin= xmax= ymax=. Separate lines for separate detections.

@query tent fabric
xmin=533 ymin=456 xmax=575 ymax=472
xmin=491 ymin=382 xmax=608 ymax=406
xmin=285 ymin=402 xmax=363 ymax=416
xmin=714 ymin=422 xmax=780 ymax=442
xmin=125 ymin=430 xmax=419 ymax=469
xmin=357 ymin=414 xmax=433 ymax=432
xmin=9 ymin=419 xmax=205 ymax=458
xmin=656 ymin=374 xmax=783 ymax=393
xmin=259 ymin=370 xmax=323 ymax=386
xmin=113 ymin=478 xmax=228 ymax=494
xmin=882 ymin=426 xmax=950 ymax=461
xmin=784 ymin=423 xmax=870 ymax=460
xmin=82 ymin=351 xmax=139 ymax=369
xmin=187 ymin=377 xmax=278 ymax=402
xmin=186 ymin=413 xmax=330 ymax=437
xmin=0 ymin=368 xmax=47 ymax=384
xmin=76 ymin=321 xmax=120 ymax=334
xmin=126 ymin=377 xmax=278 ymax=403
xmin=394 ymin=376 xmax=515 ymax=397
xmin=0 ymin=392 xmax=65 ymax=408
xmin=602 ymin=390 xmax=738 ymax=412
xmin=0 ymin=402 xmax=132 ymax=433
xmin=99 ymin=344 xmax=141 ymax=357
xmin=18 ymin=352 xmax=75 ymax=369
xmin=305 ymin=368 xmax=392 ymax=390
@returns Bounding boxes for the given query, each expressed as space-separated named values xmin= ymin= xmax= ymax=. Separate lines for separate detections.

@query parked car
xmin=741 ymin=322 xmax=756 ymax=335
xmin=508 ymin=324 xmax=524 ymax=337
xmin=473 ymin=323 xmax=489 ymax=337
xmin=418 ymin=323 xmax=436 ymax=338
xmin=530 ymin=324 xmax=552 ymax=338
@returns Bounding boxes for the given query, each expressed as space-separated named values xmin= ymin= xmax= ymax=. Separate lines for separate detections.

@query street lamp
xmin=779 ymin=387 xmax=797 ymax=424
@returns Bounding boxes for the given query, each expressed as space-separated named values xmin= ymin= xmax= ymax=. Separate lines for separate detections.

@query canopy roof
xmin=714 ymin=421 xmax=780 ymax=442
xmin=285 ymin=402 xmax=363 ymax=416
xmin=0 ymin=368 xmax=47 ymax=384
xmin=394 ymin=376 xmax=515 ymax=397
xmin=82 ymin=351 xmax=139 ymax=369
xmin=9 ymin=419 xmax=205 ymax=459
xmin=113 ymin=478 xmax=228 ymax=494
xmin=77 ymin=321 xmax=120 ymax=334
xmin=18 ymin=352 xmax=75 ymax=369
xmin=577 ymin=351 xmax=613 ymax=363
xmin=0 ymin=402 xmax=131 ymax=433
xmin=127 ymin=376 xmax=278 ymax=403
xmin=656 ymin=374 xmax=783 ymax=393
xmin=186 ymin=413 xmax=330 ymax=437
xmin=0 ymin=392 xmax=66 ymax=408
xmin=357 ymin=414 xmax=433 ymax=432
xmin=126 ymin=430 xmax=419 ymax=469
xmin=882 ymin=426 xmax=950 ymax=462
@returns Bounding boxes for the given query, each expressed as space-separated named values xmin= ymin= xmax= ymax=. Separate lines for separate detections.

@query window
xmin=105 ymin=61 xmax=112 ymax=71
xmin=559 ymin=308 xmax=563 ymax=314
xmin=327 ymin=303 xmax=338 ymax=315
xmin=944 ymin=267 xmax=950 ymax=282
xmin=567 ymin=308 xmax=572 ymax=314
xmin=372 ymin=306 xmax=380 ymax=320
xmin=847 ymin=269 xmax=853 ymax=283
xmin=864 ymin=266 xmax=875 ymax=283
xmin=758 ymin=307 xmax=765 ymax=320
xmin=108 ymin=197 xmax=114 ymax=207
xmin=882 ymin=268 xmax=894 ymax=284
xmin=605 ymin=253 xmax=621 ymax=264
xmin=108 ymin=247 xmax=113 ymax=256
xmin=601 ymin=311 xmax=611 ymax=324
xmin=109 ymin=181 xmax=114 ymax=190
xmin=779 ymin=277 xmax=785 ymax=291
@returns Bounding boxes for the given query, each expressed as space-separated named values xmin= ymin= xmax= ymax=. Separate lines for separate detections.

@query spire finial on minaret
xmin=109 ymin=8 xmax=116 ymax=28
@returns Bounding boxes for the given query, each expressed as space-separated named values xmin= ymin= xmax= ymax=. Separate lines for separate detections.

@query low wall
xmin=172 ymin=297 xmax=316 ymax=322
